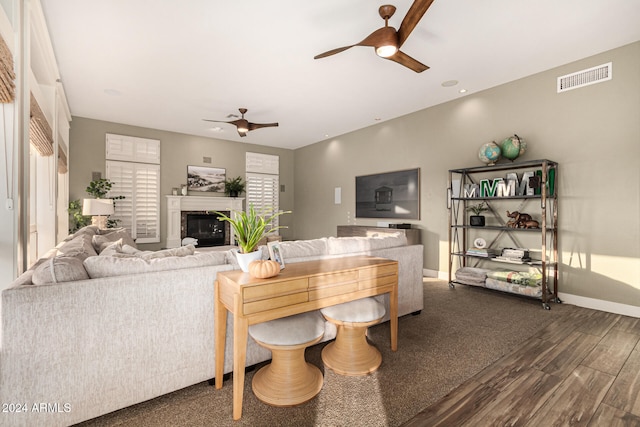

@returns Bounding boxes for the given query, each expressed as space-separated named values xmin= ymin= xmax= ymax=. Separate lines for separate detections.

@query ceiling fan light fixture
xmin=376 ymin=44 xmax=398 ymax=58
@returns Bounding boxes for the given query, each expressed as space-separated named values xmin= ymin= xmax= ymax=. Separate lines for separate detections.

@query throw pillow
xmin=32 ymin=256 xmax=90 ymax=285
xmin=92 ymin=229 xmax=137 ymax=253
xmin=57 ymin=234 xmax=98 ymax=260
xmin=99 ymin=239 xmax=123 ymax=256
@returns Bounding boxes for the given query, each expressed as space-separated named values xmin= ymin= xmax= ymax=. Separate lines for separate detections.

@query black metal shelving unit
xmin=447 ymin=159 xmax=559 ymax=309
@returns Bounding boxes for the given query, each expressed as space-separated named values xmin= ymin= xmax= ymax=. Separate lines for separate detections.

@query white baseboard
xmin=558 ymin=292 xmax=640 ymax=318
xmin=424 ymin=271 xmax=639 ymax=318
xmin=423 ymin=268 xmax=444 ymax=279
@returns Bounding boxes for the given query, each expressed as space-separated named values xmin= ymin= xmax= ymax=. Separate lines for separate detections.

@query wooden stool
xmin=248 ymin=311 xmax=325 ymax=406
xmin=320 ymin=297 xmax=386 ymax=376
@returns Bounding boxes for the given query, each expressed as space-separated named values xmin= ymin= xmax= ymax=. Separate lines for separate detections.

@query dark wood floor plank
xmin=472 ymin=338 xmax=556 ymax=391
xmin=534 ymin=330 xmax=600 ymax=378
xmin=534 ymin=309 xmax=591 ymax=343
xmin=613 ymin=316 xmax=640 ymax=336
xmin=582 ymin=329 xmax=640 ymax=376
xmin=401 ymin=380 xmax=500 ymax=427
xmin=462 ymin=368 xmax=561 ymax=427
xmin=604 ymin=349 xmax=640 ymax=417
xmin=588 ymin=403 xmax=640 ymax=427
xmin=525 ymin=365 xmax=615 ymax=427
xmin=577 ymin=310 xmax=621 ymax=337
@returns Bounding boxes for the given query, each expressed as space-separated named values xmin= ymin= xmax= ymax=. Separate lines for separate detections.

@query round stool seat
xmin=320 ymin=297 xmax=386 ymax=324
xmin=249 ymin=311 xmax=324 ymax=407
xmin=320 ymin=297 xmax=385 ymax=376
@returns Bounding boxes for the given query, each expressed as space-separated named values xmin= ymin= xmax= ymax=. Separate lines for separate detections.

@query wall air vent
xmin=557 ymin=62 xmax=612 ymax=93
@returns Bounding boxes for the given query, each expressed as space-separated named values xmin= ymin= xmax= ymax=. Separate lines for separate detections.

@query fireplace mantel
xmin=166 ymin=195 xmax=244 ymax=248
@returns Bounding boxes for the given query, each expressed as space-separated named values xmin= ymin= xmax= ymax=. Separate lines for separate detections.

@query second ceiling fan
xmin=203 ymin=108 xmax=279 ymax=137
xmin=314 ymin=0 xmax=435 ymax=73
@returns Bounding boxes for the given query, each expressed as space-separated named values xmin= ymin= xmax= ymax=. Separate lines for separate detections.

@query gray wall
xmin=69 ymin=118 xmax=295 ymax=249
xmin=68 ymin=42 xmax=639 ymax=309
xmin=293 ymin=42 xmax=640 ymax=308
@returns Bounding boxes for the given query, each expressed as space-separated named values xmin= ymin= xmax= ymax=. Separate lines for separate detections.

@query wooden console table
xmin=214 ymin=255 xmax=399 ymax=420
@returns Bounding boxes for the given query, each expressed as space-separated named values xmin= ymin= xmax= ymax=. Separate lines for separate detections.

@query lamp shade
xmin=82 ymin=198 xmax=114 ymax=216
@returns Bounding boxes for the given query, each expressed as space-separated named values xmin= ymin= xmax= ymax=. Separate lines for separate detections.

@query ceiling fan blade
xmin=203 ymin=119 xmax=229 ymax=124
xmin=397 ymin=0 xmax=435 ymax=48
xmin=248 ymin=122 xmax=279 ymax=131
xmin=314 ymin=45 xmax=356 ymax=59
xmin=385 ymin=50 xmax=429 ymax=73
xmin=314 ymin=26 xmax=392 ymax=59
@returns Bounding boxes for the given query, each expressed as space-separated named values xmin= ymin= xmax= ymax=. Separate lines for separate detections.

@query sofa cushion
xmin=32 ymin=256 xmax=90 ymax=285
xmin=98 ymin=239 xmax=124 ymax=256
xmin=64 ymin=225 xmax=100 ymax=241
xmin=92 ymin=229 xmax=137 ymax=253
xmin=327 ymin=234 xmax=407 ymax=255
xmin=83 ymin=251 xmax=228 ymax=278
xmin=278 ymin=238 xmax=328 ymax=259
xmin=137 ymin=245 xmax=195 ymax=260
xmin=57 ymin=234 xmax=98 ymax=260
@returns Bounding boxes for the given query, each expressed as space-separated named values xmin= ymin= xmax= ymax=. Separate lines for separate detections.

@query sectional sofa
xmin=1 ymin=226 xmax=423 ymax=426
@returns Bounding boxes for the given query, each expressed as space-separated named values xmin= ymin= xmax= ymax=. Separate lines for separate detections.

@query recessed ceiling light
xmin=441 ymin=80 xmax=458 ymax=87
xmin=104 ymin=89 xmax=122 ymax=96
xmin=459 ymin=88 xmax=467 ymax=93
xmin=209 ymin=126 xmax=224 ymax=132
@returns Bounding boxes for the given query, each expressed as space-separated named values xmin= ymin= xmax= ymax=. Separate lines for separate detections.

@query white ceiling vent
xmin=557 ymin=62 xmax=612 ymax=93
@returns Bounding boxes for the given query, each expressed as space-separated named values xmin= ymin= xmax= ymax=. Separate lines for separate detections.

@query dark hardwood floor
xmin=402 ymin=304 xmax=640 ymax=426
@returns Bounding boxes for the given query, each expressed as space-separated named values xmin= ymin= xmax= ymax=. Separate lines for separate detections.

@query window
xmin=106 ymin=134 xmax=160 ymax=243
xmin=246 ymin=152 xmax=280 ymax=229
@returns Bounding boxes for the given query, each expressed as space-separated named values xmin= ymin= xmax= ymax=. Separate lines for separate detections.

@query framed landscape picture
xmin=355 ymin=168 xmax=420 ymax=219
xmin=187 ymin=166 xmax=225 ymax=192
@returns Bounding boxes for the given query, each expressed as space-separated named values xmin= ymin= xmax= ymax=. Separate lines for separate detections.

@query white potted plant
xmin=213 ymin=205 xmax=290 ymax=272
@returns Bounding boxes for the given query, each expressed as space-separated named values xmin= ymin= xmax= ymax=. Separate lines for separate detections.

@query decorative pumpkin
xmin=248 ymin=260 xmax=280 ymax=279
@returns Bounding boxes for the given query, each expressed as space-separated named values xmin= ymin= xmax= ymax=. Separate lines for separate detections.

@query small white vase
xmin=235 ymin=249 xmax=262 ymax=273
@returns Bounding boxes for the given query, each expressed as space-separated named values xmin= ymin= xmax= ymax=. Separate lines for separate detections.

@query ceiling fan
xmin=203 ymin=108 xmax=279 ymax=137
xmin=314 ymin=0 xmax=434 ymax=73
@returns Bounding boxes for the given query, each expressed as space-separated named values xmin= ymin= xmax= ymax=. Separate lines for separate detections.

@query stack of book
xmin=466 ymin=248 xmax=499 ymax=257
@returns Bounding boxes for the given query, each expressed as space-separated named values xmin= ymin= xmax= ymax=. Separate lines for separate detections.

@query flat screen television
xmin=355 ymin=168 xmax=420 ymax=219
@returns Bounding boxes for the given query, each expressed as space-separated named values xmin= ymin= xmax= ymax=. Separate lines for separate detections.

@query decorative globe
xmin=499 ymin=134 xmax=527 ymax=161
xmin=478 ymin=141 xmax=501 ymax=165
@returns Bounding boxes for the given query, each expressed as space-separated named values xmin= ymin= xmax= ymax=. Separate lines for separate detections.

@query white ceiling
xmin=40 ymin=0 xmax=640 ymax=150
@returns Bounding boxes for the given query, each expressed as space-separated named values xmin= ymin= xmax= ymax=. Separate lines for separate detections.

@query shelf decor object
xmin=447 ymin=159 xmax=559 ymax=309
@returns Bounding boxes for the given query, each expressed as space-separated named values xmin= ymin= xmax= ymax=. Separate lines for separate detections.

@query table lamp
xmin=82 ymin=198 xmax=114 ymax=229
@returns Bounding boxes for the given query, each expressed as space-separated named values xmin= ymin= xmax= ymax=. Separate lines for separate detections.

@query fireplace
xmin=181 ymin=211 xmax=230 ymax=247
xmin=166 ymin=196 xmax=243 ymax=248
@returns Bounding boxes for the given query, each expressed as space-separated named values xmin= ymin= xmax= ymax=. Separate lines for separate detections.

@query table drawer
xmin=309 ymin=282 xmax=360 ymax=301
xmin=359 ymin=274 xmax=397 ymax=290
xmin=309 ymin=270 xmax=358 ymax=289
xmin=358 ymin=264 xmax=397 ymax=280
xmin=244 ymin=292 xmax=309 ymax=315
xmin=243 ymin=278 xmax=309 ymax=302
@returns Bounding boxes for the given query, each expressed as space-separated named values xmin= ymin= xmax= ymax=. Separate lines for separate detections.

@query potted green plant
xmin=467 ymin=202 xmax=489 ymax=226
xmin=223 ymin=176 xmax=246 ymax=197
xmin=213 ymin=205 xmax=291 ymax=272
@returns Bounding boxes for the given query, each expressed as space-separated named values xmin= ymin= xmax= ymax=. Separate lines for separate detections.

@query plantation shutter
xmin=105 ymin=134 xmax=160 ymax=243
xmin=246 ymin=152 xmax=280 ymax=229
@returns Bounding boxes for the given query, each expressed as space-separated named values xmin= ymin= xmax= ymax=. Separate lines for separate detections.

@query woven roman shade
xmin=29 ymin=93 xmax=54 ymax=156
xmin=0 ymin=34 xmax=14 ymax=103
